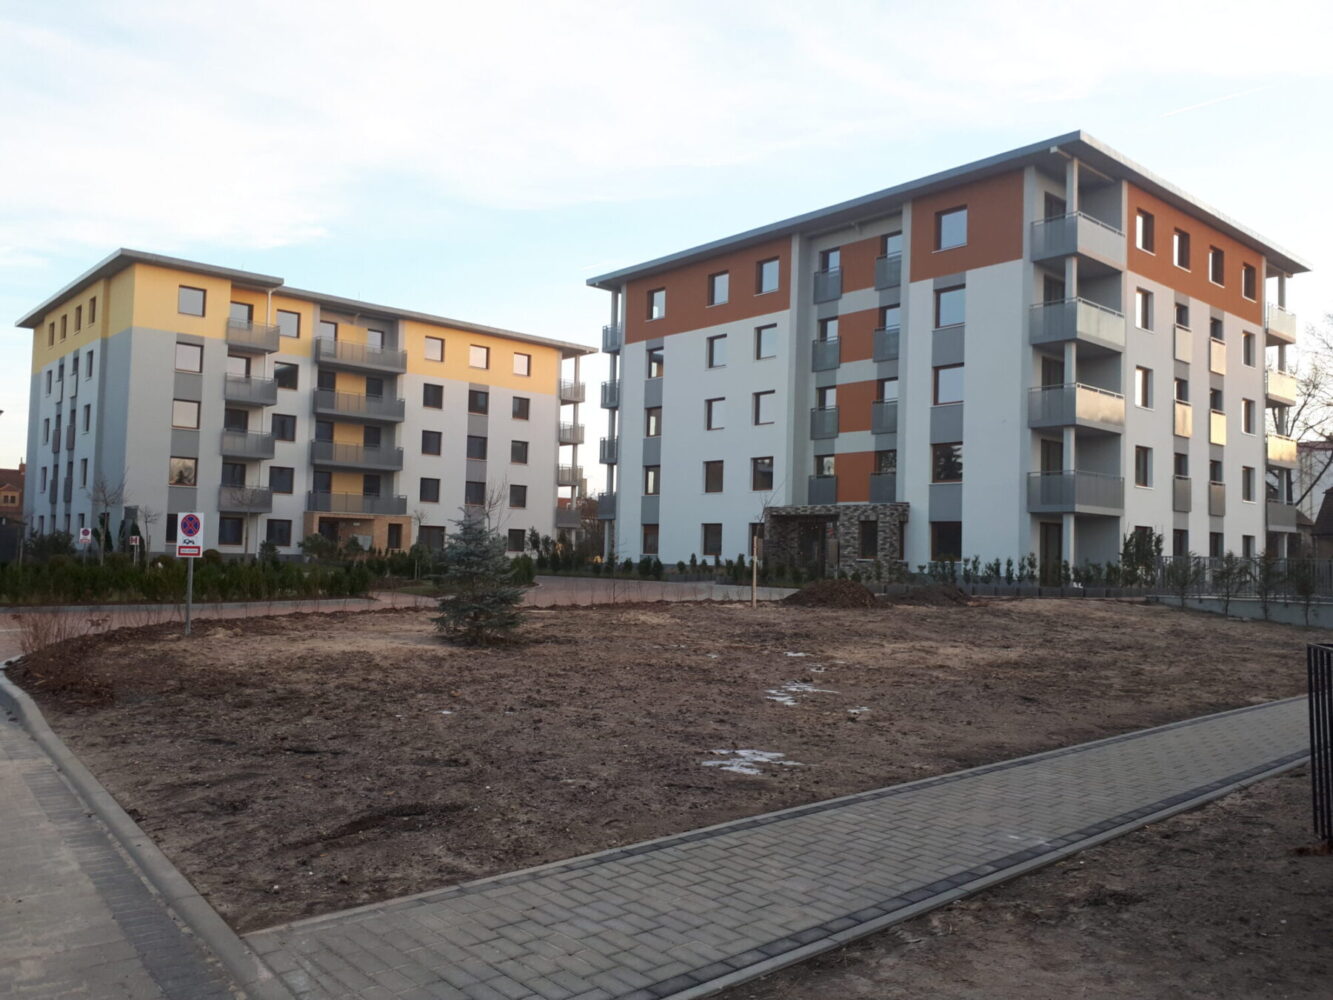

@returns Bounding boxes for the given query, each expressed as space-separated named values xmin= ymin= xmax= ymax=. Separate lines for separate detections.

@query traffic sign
xmin=78 ymin=527 xmax=92 ymax=546
xmin=176 ymin=544 xmax=202 ymax=557
xmin=130 ymin=535 xmax=141 ymax=547
xmin=179 ymin=512 xmax=203 ymax=541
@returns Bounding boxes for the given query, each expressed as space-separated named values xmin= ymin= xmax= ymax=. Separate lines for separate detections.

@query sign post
xmin=77 ymin=527 xmax=92 ymax=561
xmin=176 ymin=513 xmax=204 ymax=635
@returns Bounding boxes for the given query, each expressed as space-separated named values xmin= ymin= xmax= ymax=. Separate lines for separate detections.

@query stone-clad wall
xmin=764 ymin=503 xmax=909 ymax=576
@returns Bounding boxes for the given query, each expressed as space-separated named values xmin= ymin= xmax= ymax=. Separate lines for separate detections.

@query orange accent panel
xmin=838 ymin=309 xmax=877 ymax=363
xmin=835 ymin=451 xmax=875 ymax=503
xmin=1125 ymin=184 xmax=1263 ymax=324
xmin=837 ymin=379 xmax=879 ymax=434
xmin=624 ymin=238 xmax=790 ymax=344
xmin=910 ymin=171 xmax=1024 ymax=281
xmin=839 ymin=234 xmax=880 ymax=293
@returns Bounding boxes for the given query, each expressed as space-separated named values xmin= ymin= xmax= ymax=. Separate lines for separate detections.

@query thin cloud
xmin=1161 ymin=85 xmax=1273 ymax=118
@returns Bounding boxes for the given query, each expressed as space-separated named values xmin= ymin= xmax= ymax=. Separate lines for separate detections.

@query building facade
xmin=19 ymin=250 xmax=592 ymax=556
xmin=589 ymin=133 xmax=1309 ymax=575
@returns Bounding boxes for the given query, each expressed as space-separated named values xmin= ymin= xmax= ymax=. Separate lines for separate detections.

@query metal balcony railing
xmin=1210 ymin=337 xmax=1227 ymax=375
xmin=1173 ymin=475 xmax=1191 ymax=513
xmin=1027 ymin=383 xmax=1125 ymax=431
xmin=808 ymin=475 xmax=837 ymax=505
xmin=812 ymin=337 xmax=840 ymax=371
xmin=602 ymin=323 xmax=623 ymax=353
xmin=1210 ymin=410 xmax=1227 ymax=446
xmin=872 ymin=399 xmax=898 ymax=435
xmin=312 ymin=337 xmax=407 ymax=373
xmin=874 ymin=253 xmax=902 ymax=289
xmin=225 ymin=319 xmax=281 ymax=353
xmin=601 ymin=379 xmax=620 ymax=409
xmin=1029 ymin=211 xmax=1125 ymax=264
xmin=555 ymin=505 xmax=583 ymax=530
xmin=557 ymin=465 xmax=583 ymax=487
xmin=1026 ymin=470 xmax=1124 ymax=513
xmin=810 ymin=407 xmax=839 ymax=439
xmin=309 ymin=441 xmax=404 ymax=471
xmin=1267 ymin=500 xmax=1298 ymax=530
xmin=1266 ymin=304 xmax=1297 ymax=342
xmin=1028 ymin=298 xmax=1126 ymax=353
xmin=306 ymin=491 xmax=407 ymax=515
xmin=220 ymin=430 xmax=276 ymax=460
xmin=812 ymin=267 xmax=842 ymax=303
xmin=599 ymin=437 xmax=618 ymax=464
xmin=560 ymin=380 xmax=586 ymax=404
xmin=558 ymin=422 xmax=585 ymax=445
xmin=1174 ymin=400 xmax=1192 ymax=437
xmin=223 ymin=374 xmax=278 ymax=407
xmin=218 ymin=485 xmax=274 ymax=513
xmin=312 ymin=389 xmax=406 ymax=422
xmin=1209 ymin=481 xmax=1226 ymax=517
xmin=874 ymin=326 xmax=900 ymax=361
xmin=869 ymin=471 xmax=896 ymax=503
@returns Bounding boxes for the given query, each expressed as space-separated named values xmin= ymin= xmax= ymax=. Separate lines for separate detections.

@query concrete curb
xmin=0 ymin=659 xmax=296 ymax=1000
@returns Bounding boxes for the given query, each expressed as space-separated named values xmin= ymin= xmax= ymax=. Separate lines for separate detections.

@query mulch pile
xmin=782 ymin=579 xmax=879 ymax=609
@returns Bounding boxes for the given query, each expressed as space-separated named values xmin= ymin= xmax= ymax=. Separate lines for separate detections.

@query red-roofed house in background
xmin=0 ymin=461 xmax=24 ymax=561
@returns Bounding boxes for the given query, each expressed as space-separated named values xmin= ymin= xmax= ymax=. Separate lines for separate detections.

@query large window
xmin=464 ymin=481 xmax=486 ymax=506
xmin=935 ymin=207 xmax=967 ymax=250
xmin=703 ymin=460 xmax=723 ymax=493
xmin=509 ymin=485 xmax=527 ymax=508
xmin=423 ymin=383 xmax=443 ymax=408
xmin=1134 ymin=446 xmax=1153 ymax=487
xmin=468 ymin=389 xmax=489 ymax=414
xmin=934 ymin=286 xmax=964 ymax=328
xmin=642 ymin=524 xmax=659 ymax=555
xmin=511 ymin=440 xmax=529 ymax=463
xmin=933 ymin=365 xmax=963 ymax=405
xmin=175 ymin=342 xmax=203 ymax=372
xmin=755 ymin=324 xmax=777 ymax=359
xmin=645 ymin=406 xmax=662 ymax=437
xmin=272 ymin=413 xmax=296 ymax=440
xmin=1134 ymin=366 xmax=1153 ymax=408
xmin=705 ymin=397 xmax=724 ymax=430
xmin=751 ymin=457 xmax=774 ymax=491
xmin=269 ymin=466 xmax=294 ymax=493
xmin=756 ymin=258 xmax=779 ymax=294
xmin=708 ymin=271 xmax=729 ymax=306
xmin=644 ymin=465 xmax=660 ymax=495
xmin=219 ymin=517 xmax=244 ymax=546
xmin=171 ymin=399 xmax=200 ymax=428
xmin=931 ymin=443 xmax=962 ymax=483
xmin=277 ymin=310 xmax=300 ymax=338
xmin=178 ymin=286 xmax=206 ymax=316
xmin=169 ymin=456 xmax=197 ymax=486
xmin=466 ymin=435 xmax=487 ymax=460
xmin=274 ymin=362 xmax=298 ymax=389
xmin=706 ymin=334 xmax=726 ymax=368
xmin=1135 ymin=210 xmax=1155 ymax=252
xmin=422 ymin=430 xmax=442 ymax=455
xmin=702 ymin=523 xmax=723 ymax=556
xmin=753 ymin=390 xmax=775 ymax=425
xmin=647 ymin=288 xmax=666 ymax=320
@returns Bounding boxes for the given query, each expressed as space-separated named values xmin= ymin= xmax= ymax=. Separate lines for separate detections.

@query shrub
xmin=434 ymin=516 xmax=529 ymax=645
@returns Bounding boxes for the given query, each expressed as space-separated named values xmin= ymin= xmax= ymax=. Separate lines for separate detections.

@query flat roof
xmin=17 ymin=249 xmax=595 ymax=358
xmin=587 ymin=130 xmax=1310 ymax=290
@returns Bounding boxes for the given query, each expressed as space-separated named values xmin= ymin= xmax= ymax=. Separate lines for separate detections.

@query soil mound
xmin=782 ymin=579 xmax=879 ymax=609
xmin=883 ymin=584 xmax=973 ymax=607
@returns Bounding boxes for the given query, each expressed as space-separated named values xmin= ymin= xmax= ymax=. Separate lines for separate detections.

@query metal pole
xmin=185 ymin=557 xmax=194 ymax=636
xmin=751 ymin=536 xmax=759 ymax=609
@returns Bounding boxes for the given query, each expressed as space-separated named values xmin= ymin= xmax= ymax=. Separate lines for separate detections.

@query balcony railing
xmin=1174 ymin=324 xmax=1191 ymax=363
xmin=873 ymin=326 xmax=900 ymax=361
xmin=869 ymin=471 xmax=896 ymax=503
xmin=808 ymin=475 xmax=837 ymax=505
xmin=1210 ymin=409 xmax=1227 ymax=446
xmin=1209 ymin=337 xmax=1227 ymax=375
xmin=220 ymin=430 xmax=275 ymax=460
xmin=1173 ymin=475 xmax=1191 ymax=513
xmin=223 ymin=374 xmax=278 ymax=407
xmin=810 ymin=407 xmax=839 ymax=439
xmin=306 ymin=491 xmax=407 ymax=515
xmin=812 ymin=337 xmax=841 ymax=372
xmin=65 ymin=426 xmax=74 ymax=451
xmin=1266 ymin=304 xmax=1297 ymax=342
xmin=1268 ymin=500 xmax=1298 ymax=530
xmin=874 ymin=253 xmax=902 ymax=289
xmin=218 ymin=485 xmax=273 ymax=513
xmin=557 ymin=465 xmax=583 ymax=487
xmin=560 ymin=380 xmax=586 ymax=404
xmin=812 ymin=267 xmax=842 ymax=303
xmin=596 ymin=492 xmax=616 ymax=519
xmin=312 ymin=337 xmax=407 ymax=373
xmin=558 ymin=422 xmax=585 ymax=445
xmin=1028 ymin=298 xmax=1125 ymax=353
xmin=1026 ymin=470 xmax=1124 ymax=514
xmin=309 ymin=441 xmax=404 ymax=471
xmin=1027 ymin=383 xmax=1125 ymax=432
xmin=602 ymin=323 xmax=623 ymax=353
xmin=872 ymin=399 xmax=898 ymax=435
xmin=1209 ymin=481 xmax=1226 ymax=517
xmin=312 ymin=389 xmax=406 ymax=422
xmin=1266 ymin=367 xmax=1299 ymax=406
xmin=601 ymin=379 xmax=620 ymax=409
xmin=1268 ymin=433 xmax=1298 ymax=467
xmin=599 ymin=437 xmax=618 ymax=464
xmin=225 ymin=319 xmax=281 ymax=353
xmin=1174 ymin=400 xmax=1192 ymax=437
xmin=555 ymin=505 xmax=582 ymax=531
xmin=1029 ymin=212 xmax=1125 ymax=265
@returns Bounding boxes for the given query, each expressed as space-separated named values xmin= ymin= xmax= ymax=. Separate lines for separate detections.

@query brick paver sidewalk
xmin=0 ymin=713 xmax=239 ymax=999
xmin=246 ymin=698 xmax=1308 ymax=1000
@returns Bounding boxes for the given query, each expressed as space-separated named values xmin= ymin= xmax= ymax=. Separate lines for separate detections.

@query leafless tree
xmin=1284 ymin=314 xmax=1333 ymax=508
xmin=137 ymin=505 xmax=161 ymax=563
xmin=87 ymin=473 xmax=127 ymax=565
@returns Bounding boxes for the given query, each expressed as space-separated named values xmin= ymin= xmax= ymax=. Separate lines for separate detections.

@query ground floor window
xmin=1172 ymin=529 xmax=1188 ymax=557
xmin=219 ymin=516 xmax=244 ymax=546
xmin=702 ymin=522 xmax=722 ymax=556
xmin=266 ymin=519 xmax=292 ymax=547
xmin=930 ymin=521 xmax=961 ymax=561
xmin=419 ymin=526 xmax=446 ymax=551
xmin=387 ymin=523 xmax=403 ymax=550
xmin=506 ymin=528 xmax=525 ymax=552
xmin=642 ymin=523 xmax=659 ymax=555
xmin=1209 ymin=532 xmax=1223 ymax=557
xmin=858 ymin=520 xmax=878 ymax=559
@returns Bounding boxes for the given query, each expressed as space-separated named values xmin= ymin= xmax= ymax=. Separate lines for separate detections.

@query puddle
xmin=701 ymin=749 xmax=806 ymax=775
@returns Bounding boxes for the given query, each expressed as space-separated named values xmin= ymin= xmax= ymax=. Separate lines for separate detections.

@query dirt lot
xmin=723 ymin=767 xmax=1331 ymax=1000
xmin=8 ymin=597 xmax=1321 ymax=937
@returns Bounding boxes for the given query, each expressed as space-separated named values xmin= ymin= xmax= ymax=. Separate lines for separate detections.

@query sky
xmin=3 ymin=0 xmax=1332 ymax=490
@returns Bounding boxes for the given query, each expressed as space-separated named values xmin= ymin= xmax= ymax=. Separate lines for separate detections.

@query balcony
xmin=1173 ymin=401 xmax=1193 ymax=437
xmin=1268 ymin=500 xmax=1298 ymax=530
xmin=602 ymin=323 xmax=623 ymax=353
xmin=1266 ymin=367 xmax=1299 ymax=407
xmin=555 ymin=505 xmax=582 ymax=531
xmin=50 ymin=433 xmax=59 ymax=455
xmin=1266 ymin=304 xmax=1297 ymax=343
xmin=306 ymin=491 xmax=407 ymax=516
xmin=226 ymin=319 xmax=280 ymax=354
xmin=312 ymin=337 xmax=407 ymax=374
xmin=218 ymin=485 xmax=273 ymax=513
xmin=1209 ymin=337 xmax=1226 ymax=375
xmin=1209 ymin=481 xmax=1226 ymax=517
xmin=223 ymin=374 xmax=278 ymax=407
xmin=1173 ymin=475 xmax=1191 ymax=513
xmin=596 ymin=492 xmax=616 ymax=519
xmin=1210 ymin=410 xmax=1227 ymax=446
xmin=220 ymin=430 xmax=275 ymax=460
xmin=872 ymin=399 xmax=898 ymax=435
xmin=1029 ymin=212 xmax=1126 ymax=266
xmin=557 ymin=465 xmax=582 ymax=488
xmin=813 ymin=267 xmax=842 ymax=303
xmin=309 ymin=440 xmax=404 ymax=471
xmin=808 ymin=475 xmax=837 ymax=505
xmin=599 ymin=437 xmax=617 ymax=464
xmin=1028 ymin=299 xmax=1125 ymax=354
xmin=560 ymin=380 xmax=586 ymax=404
xmin=65 ymin=425 xmax=74 ymax=451
xmin=874 ymin=326 xmax=900 ymax=361
xmin=601 ymin=379 xmax=620 ymax=409
xmin=812 ymin=337 xmax=841 ymax=372
xmin=869 ymin=471 xmax=896 ymax=503
xmin=312 ymin=389 xmax=405 ymax=423
xmin=1027 ymin=384 xmax=1125 ymax=433
xmin=810 ymin=407 xmax=839 ymax=439
xmin=1267 ymin=433 xmax=1298 ymax=468
xmin=874 ymin=253 xmax=902 ymax=289
xmin=1174 ymin=324 xmax=1191 ymax=363
xmin=1026 ymin=470 xmax=1123 ymax=515
xmin=558 ymin=422 xmax=585 ymax=445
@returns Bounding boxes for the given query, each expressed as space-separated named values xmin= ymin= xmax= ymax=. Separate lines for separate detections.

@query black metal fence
xmin=1311 ymin=644 xmax=1333 ymax=848
xmin=1153 ymin=556 xmax=1333 ymax=601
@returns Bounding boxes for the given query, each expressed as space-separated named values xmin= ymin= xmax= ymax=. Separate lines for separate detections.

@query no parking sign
xmin=177 ymin=512 xmax=204 ymax=558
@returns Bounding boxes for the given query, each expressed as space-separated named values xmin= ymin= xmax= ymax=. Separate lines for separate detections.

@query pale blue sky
xmin=3 ymin=0 xmax=1331 ymax=484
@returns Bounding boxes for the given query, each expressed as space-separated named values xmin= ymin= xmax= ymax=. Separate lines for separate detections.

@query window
xmin=756 ymin=258 xmax=779 ymax=294
xmin=88 ymin=296 xmax=96 ymax=323
xmin=1135 ymin=210 xmax=1155 ymax=252
xmin=879 ymin=304 xmax=901 ymax=330
xmin=423 ymin=383 xmax=443 ymax=408
xmin=469 ymin=345 xmax=490 ymax=369
xmin=277 ymin=310 xmax=300 ymax=338
xmin=422 ymin=430 xmax=442 ymax=455
xmin=230 ymin=301 xmax=253 ymax=325
xmin=317 ymin=369 xmax=336 ymax=391
xmin=175 ymin=342 xmax=203 ymax=372
xmin=814 ymin=454 xmax=835 ymax=477
xmin=751 ymin=457 xmax=774 ymax=491
xmin=47 ymin=323 xmax=54 ymax=347
xmin=1173 ymin=229 xmax=1190 ymax=269
xmin=859 ymin=521 xmax=878 ymax=559
xmin=931 ymin=522 xmax=962 ymax=561
xmin=1209 ymin=532 xmax=1223 ymax=558
xmin=644 ymin=466 xmax=660 ymax=495
xmin=645 ymin=407 xmax=662 ymax=437
xmin=39 ymin=467 xmax=47 ymax=491
xmin=425 ymin=336 xmax=444 ymax=362
xmin=934 ymin=286 xmax=964 ymax=328
xmin=509 ymin=485 xmax=527 ymax=508
xmin=172 ymin=399 xmax=200 ymax=428
xmin=274 ymin=363 xmax=298 ymax=389
xmin=44 ymin=370 xmax=51 ymax=394
xmin=178 ymin=286 xmax=206 ymax=316
xmin=1134 ymin=367 xmax=1153 ymax=408
xmin=706 ymin=334 xmax=726 ymax=368
xmin=647 ymin=346 xmax=664 ymax=378
xmin=1175 ymin=303 xmax=1190 ymax=329
xmin=1174 ymin=377 xmax=1189 ymax=402
xmin=705 ymin=397 xmax=725 ymax=430
xmin=1242 ymin=398 xmax=1255 ymax=434
xmin=932 ymin=443 xmax=963 ymax=483
xmin=881 ymin=231 xmax=903 ymax=256
xmin=468 ymin=389 xmax=489 ymax=414
xmin=878 ymin=378 xmax=898 ymax=402
xmin=1134 ymin=446 xmax=1153 ymax=487
xmin=511 ymin=440 xmax=529 ymax=463
xmin=272 ymin=413 xmax=296 ymax=440
xmin=75 ymin=305 xmax=82 ymax=330
xmin=366 ymin=328 xmax=384 ymax=350
xmin=1175 ymin=451 xmax=1189 ymax=477
xmin=363 ymin=425 xmax=382 ymax=448
xmin=755 ymin=324 xmax=777 ymax=359
xmin=227 ymin=353 xmax=251 ymax=378
xmin=933 ymin=365 xmax=963 ymax=405
xmin=169 ymin=457 xmax=197 ymax=486
xmin=935 ymin=207 xmax=967 ymax=250
xmin=512 ymin=396 xmax=530 ymax=420
xmin=1242 ymin=534 xmax=1255 ymax=558
xmin=1242 ymin=264 xmax=1257 ymax=300
xmin=817 ymin=316 xmax=838 ymax=342
xmin=269 ymin=466 xmax=294 ymax=494
xmin=1209 ymin=387 xmax=1223 ymax=412
xmin=1242 ymin=466 xmax=1255 ymax=502
xmin=703 ymin=461 xmax=724 ymax=493
xmin=219 ymin=517 xmax=244 ymax=546
xmin=1135 ymin=289 xmax=1153 ymax=330
xmin=702 ymin=523 xmax=723 ymax=556
xmin=85 ymin=350 xmax=94 ymax=379
xmin=466 ymin=435 xmax=488 ymax=460
xmin=513 ymin=352 xmax=531 ymax=376
xmin=642 ymin=524 xmax=659 ymax=555
xmin=317 ymin=320 xmax=337 ymax=341
xmin=816 ymin=385 xmax=836 ymax=410
xmin=1209 ymin=459 xmax=1224 ymax=483
xmin=506 ymin=528 xmax=526 ymax=552
xmin=753 ymin=390 xmax=775 ymax=425
xmin=227 ymin=409 xmax=250 ymax=432
xmin=221 ymin=462 xmax=246 ymax=487
xmin=647 ymin=288 xmax=666 ymax=320
xmin=42 ymin=418 xmax=49 ymax=443
xmin=1209 ymin=247 xmax=1225 ymax=285
xmin=708 ymin=272 xmax=729 ymax=306
xmin=419 ymin=478 xmax=440 ymax=503
xmin=79 ymin=458 xmax=87 ymax=486
xmin=819 ymin=247 xmax=841 ymax=272
xmin=875 ymin=449 xmax=897 ymax=474
xmin=1243 ymin=332 xmax=1256 ymax=367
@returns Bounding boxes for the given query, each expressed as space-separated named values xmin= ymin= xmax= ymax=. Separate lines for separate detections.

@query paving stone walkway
xmin=245 ymin=698 xmax=1309 ymax=1000
xmin=0 ymin=710 xmax=240 ymax=999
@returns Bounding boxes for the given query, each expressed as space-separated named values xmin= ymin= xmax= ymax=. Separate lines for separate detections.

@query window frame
xmin=424 ymin=336 xmax=444 ymax=362
xmin=705 ymin=397 xmax=725 ymax=430
xmin=422 ymin=383 xmax=444 ymax=409
xmin=701 ymin=523 xmax=723 ymax=557
xmin=1172 ymin=229 xmax=1190 ymax=269
xmin=751 ymin=456 xmax=774 ymax=491
xmin=513 ymin=352 xmax=531 ymax=376
xmin=934 ymin=285 xmax=964 ymax=329
xmin=707 ymin=271 xmax=729 ymax=306
xmin=465 ymin=435 xmax=488 ymax=460
xmin=171 ymin=399 xmax=200 ymax=429
xmin=1135 ymin=288 xmax=1153 ymax=331
xmin=511 ymin=439 xmax=529 ymax=464
xmin=508 ymin=484 xmax=527 ymax=509
xmin=271 ymin=413 xmax=297 ymax=441
xmin=1135 ymin=210 xmax=1155 ymax=253
xmin=177 ymin=285 xmax=207 ymax=317
xmin=935 ymin=206 xmax=968 ymax=251
xmin=468 ymin=344 xmax=490 ymax=369
xmin=932 ymin=364 xmax=964 ymax=406
xmin=174 ymin=342 xmax=203 ymax=373
xmin=706 ymin=334 xmax=727 ymax=368
xmin=647 ymin=288 xmax=666 ymax=320
xmin=1134 ymin=366 xmax=1153 ymax=409
xmin=1208 ymin=246 xmax=1225 ymax=286
xmin=703 ymin=460 xmax=724 ymax=494
xmin=645 ymin=406 xmax=662 ymax=437
xmin=754 ymin=324 xmax=777 ymax=359
xmin=421 ymin=430 xmax=442 ymax=456
xmin=931 ymin=442 xmax=963 ymax=483
xmin=753 ymin=390 xmax=775 ymax=425
xmin=276 ymin=309 xmax=300 ymax=338
xmin=756 ymin=258 xmax=780 ymax=295
xmin=1134 ymin=445 xmax=1153 ymax=488
xmin=168 ymin=456 xmax=198 ymax=486
xmin=269 ymin=466 xmax=295 ymax=494
xmin=644 ymin=465 xmax=661 ymax=496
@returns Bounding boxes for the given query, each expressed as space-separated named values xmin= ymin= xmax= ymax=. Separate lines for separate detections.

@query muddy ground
xmin=8 ymin=598 xmax=1321 ymax=935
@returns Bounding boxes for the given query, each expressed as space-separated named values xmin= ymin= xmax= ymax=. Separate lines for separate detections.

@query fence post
xmin=1309 ymin=643 xmax=1333 ymax=848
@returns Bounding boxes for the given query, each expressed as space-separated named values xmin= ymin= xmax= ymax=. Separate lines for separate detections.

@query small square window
xmin=753 ymin=390 xmax=775 ymax=425
xmin=266 ymin=519 xmax=293 ymax=547
xmin=466 ymin=435 xmax=487 ymax=460
xmin=507 ymin=528 xmax=526 ymax=552
xmin=645 ymin=407 xmax=662 ymax=437
xmin=219 ymin=517 xmax=244 ymax=546
xmin=876 ymin=449 xmax=897 ymax=474
xmin=814 ymin=454 xmax=835 ymax=477
xmin=422 ymin=430 xmax=442 ymax=455
xmin=171 ymin=399 xmax=200 ymax=429
xmin=277 ymin=310 xmax=300 ymax=338
xmin=175 ymin=342 xmax=203 ymax=372
xmin=468 ymin=389 xmax=489 ymax=414
xmin=755 ymin=325 xmax=777 ymax=359
xmin=169 ymin=456 xmax=197 ymax=486
xmin=469 ymin=345 xmax=490 ymax=369
xmin=707 ymin=272 xmax=729 ymax=306
xmin=819 ymin=247 xmax=841 ymax=272
xmin=423 ymin=383 xmax=443 ymax=409
xmin=425 ymin=336 xmax=444 ymax=362
xmin=464 ymin=481 xmax=486 ymax=506
xmin=751 ymin=457 xmax=774 ymax=491
xmin=420 ymin=478 xmax=441 ymax=503
xmin=509 ymin=484 xmax=527 ymax=508
xmin=178 ymin=286 xmax=206 ymax=316
xmin=935 ymin=207 xmax=967 ymax=250
xmin=934 ymin=286 xmax=964 ymax=328
xmin=511 ymin=440 xmax=529 ymax=463
xmin=647 ymin=288 xmax=666 ymax=320
xmin=269 ymin=466 xmax=294 ymax=493
xmin=703 ymin=460 xmax=724 ymax=493
xmin=705 ymin=397 xmax=725 ymax=430
xmin=513 ymin=352 xmax=531 ymax=376
xmin=756 ymin=258 xmax=779 ymax=294
xmin=512 ymin=396 xmax=530 ymax=420
xmin=932 ymin=443 xmax=962 ymax=483
xmin=272 ymin=413 xmax=296 ymax=440
xmin=706 ymin=334 xmax=726 ymax=368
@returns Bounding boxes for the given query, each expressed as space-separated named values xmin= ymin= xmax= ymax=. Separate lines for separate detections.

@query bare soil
xmin=722 ymin=767 xmax=1332 ymax=1000
xmin=8 ymin=598 xmax=1321 ymax=937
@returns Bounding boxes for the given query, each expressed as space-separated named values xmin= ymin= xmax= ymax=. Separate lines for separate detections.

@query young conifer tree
xmin=434 ymin=513 xmax=528 ymax=644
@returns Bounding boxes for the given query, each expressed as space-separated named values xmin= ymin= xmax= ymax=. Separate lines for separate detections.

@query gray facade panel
xmin=929 ymin=482 xmax=963 ymax=521
xmin=932 ymin=327 xmax=965 ymax=366
xmin=641 ymin=495 xmax=660 ymax=523
xmin=933 ymin=272 xmax=967 ymax=289
xmin=467 ymin=412 xmax=488 ymax=437
xmin=466 ymin=459 xmax=487 ymax=483
xmin=930 ymin=403 xmax=964 ymax=443
xmin=644 ymin=378 xmax=663 ymax=408
xmin=642 ymin=436 xmax=662 ymax=466
xmin=173 ymin=371 xmax=203 ymax=400
xmin=170 ymin=429 xmax=200 ymax=456
xmin=167 ymin=485 xmax=198 ymax=511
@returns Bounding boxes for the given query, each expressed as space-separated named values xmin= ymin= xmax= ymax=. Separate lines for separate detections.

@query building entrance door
xmin=1040 ymin=521 xmax=1063 ymax=585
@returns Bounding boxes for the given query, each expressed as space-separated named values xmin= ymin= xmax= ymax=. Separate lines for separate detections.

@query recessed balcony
xmin=1029 ymin=212 xmax=1126 ymax=267
xmin=220 ymin=430 xmax=275 ymax=460
xmin=218 ymin=485 xmax=273 ymax=513
xmin=223 ymin=374 xmax=278 ymax=407
xmin=1027 ymin=384 xmax=1125 ymax=433
xmin=309 ymin=441 xmax=404 ymax=471
xmin=225 ymin=319 xmax=281 ymax=354
xmin=1267 ymin=433 xmax=1298 ymax=467
xmin=311 ymin=389 xmax=405 ymax=423
xmin=1266 ymin=304 xmax=1297 ymax=344
xmin=306 ymin=491 xmax=407 ymax=516
xmin=1026 ymin=470 xmax=1123 ymax=515
xmin=1266 ymin=367 xmax=1299 ymax=407
xmin=1028 ymin=299 xmax=1125 ymax=354
xmin=312 ymin=337 xmax=407 ymax=374
xmin=810 ymin=407 xmax=839 ymax=439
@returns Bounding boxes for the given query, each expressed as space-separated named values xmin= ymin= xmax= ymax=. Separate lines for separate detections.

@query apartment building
xmin=589 ymin=132 xmax=1309 ymax=575
xmin=18 ymin=250 xmax=593 ymax=555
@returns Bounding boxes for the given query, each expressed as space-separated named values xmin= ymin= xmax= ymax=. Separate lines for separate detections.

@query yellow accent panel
xmin=30 ymin=276 xmax=115 ymax=374
xmin=269 ymin=293 xmax=314 ymax=358
xmin=331 ymin=471 xmax=364 ymax=493
xmin=332 ymin=422 xmax=363 ymax=445
xmin=128 ymin=263 xmax=231 ymax=338
xmin=327 ymin=322 xmax=370 ymax=346
xmin=229 ymin=287 xmax=270 ymax=321
xmin=400 ymin=319 xmax=559 ymax=393
xmin=333 ymin=371 xmax=365 ymax=394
